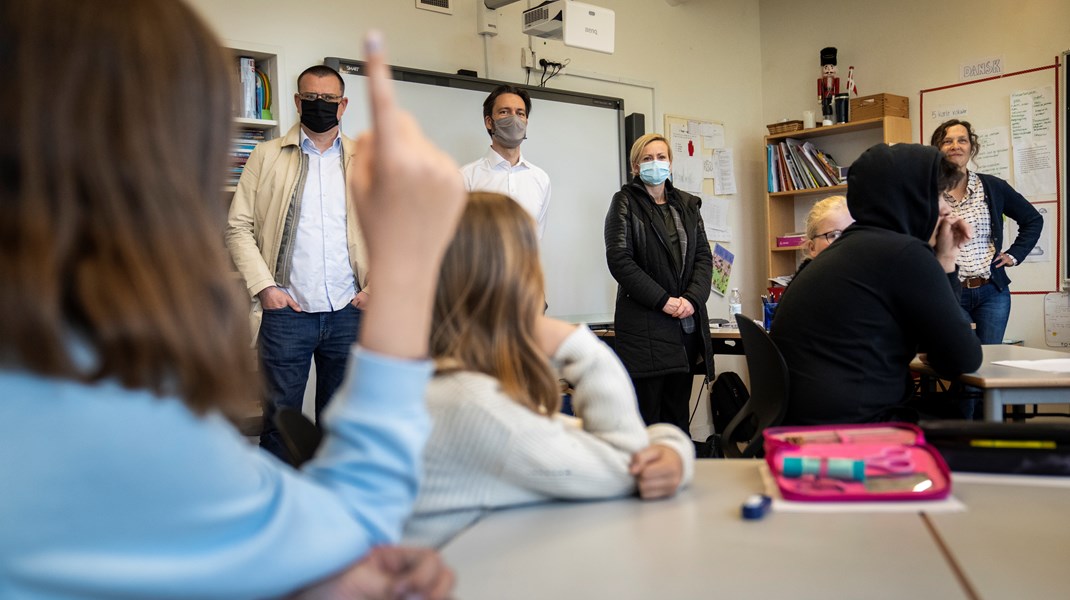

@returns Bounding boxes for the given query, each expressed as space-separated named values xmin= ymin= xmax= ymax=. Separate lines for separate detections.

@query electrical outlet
xmin=521 ymin=47 xmax=536 ymax=70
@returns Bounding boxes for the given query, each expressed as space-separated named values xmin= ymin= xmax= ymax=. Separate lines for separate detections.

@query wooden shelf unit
xmin=226 ymin=42 xmax=283 ymax=141
xmin=764 ymin=116 xmax=911 ymax=279
xmin=224 ymin=42 xmax=284 ymax=199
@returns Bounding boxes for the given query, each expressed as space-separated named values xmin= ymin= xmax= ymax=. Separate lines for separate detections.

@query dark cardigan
xmin=975 ymin=173 xmax=1043 ymax=291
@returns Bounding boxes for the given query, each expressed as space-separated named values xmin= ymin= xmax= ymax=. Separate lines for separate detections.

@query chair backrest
xmin=719 ymin=314 xmax=790 ymax=458
xmin=273 ymin=408 xmax=323 ymax=467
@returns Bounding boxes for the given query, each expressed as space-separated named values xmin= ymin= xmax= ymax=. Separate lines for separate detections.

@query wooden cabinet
xmin=764 ymin=116 xmax=911 ymax=280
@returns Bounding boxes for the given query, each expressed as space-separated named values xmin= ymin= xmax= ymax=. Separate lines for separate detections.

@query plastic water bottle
xmin=728 ymin=288 xmax=742 ymax=319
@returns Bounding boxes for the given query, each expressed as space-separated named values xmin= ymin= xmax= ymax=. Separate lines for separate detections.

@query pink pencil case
xmin=763 ymin=423 xmax=952 ymax=502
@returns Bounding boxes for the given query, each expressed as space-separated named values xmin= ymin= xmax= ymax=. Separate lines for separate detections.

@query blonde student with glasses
xmin=805 ymin=195 xmax=853 ymax=259
xmin=790 ymin=195 xmax=854 ymax=281
xmin=226 ymin=64 xmax=373 ymax=462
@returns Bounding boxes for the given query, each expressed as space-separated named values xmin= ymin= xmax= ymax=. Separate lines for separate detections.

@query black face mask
xmin=300 ymin=98 xmax=339 ymax=133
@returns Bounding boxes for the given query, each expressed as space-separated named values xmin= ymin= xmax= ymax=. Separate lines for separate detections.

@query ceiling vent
xmin=416 ymin=0 xmax=452 ymax=15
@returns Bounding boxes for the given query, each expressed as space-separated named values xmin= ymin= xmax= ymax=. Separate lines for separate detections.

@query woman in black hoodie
xmin=771 ymin=144 xmax=982 ymax=425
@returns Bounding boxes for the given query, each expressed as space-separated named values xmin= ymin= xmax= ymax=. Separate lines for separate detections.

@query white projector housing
xmin=522 ymin=1 xmax=615 ymax=54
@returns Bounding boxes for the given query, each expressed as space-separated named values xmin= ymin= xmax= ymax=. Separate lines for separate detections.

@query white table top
xmin=913 ymin=344 xmax=1070 ymax=389
xmin=927 ymin=475 xmax=1070 ymax=599
xmin=441 ymin=461 xmax=967 ymax=599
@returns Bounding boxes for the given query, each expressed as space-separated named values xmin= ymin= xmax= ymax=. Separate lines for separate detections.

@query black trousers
xmin=631 ymin=328 xmax=705 ymax=435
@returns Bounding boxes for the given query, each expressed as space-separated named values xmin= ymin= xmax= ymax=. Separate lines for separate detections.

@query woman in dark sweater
xmin=930 ymin=119 xmax=1043 ymax=345
xmin=604 ymin=134 xmax=713 ymax=434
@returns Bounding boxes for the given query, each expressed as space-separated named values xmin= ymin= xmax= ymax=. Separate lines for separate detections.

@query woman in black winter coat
xmin=604 ymin=133 xmax=713 ymax=434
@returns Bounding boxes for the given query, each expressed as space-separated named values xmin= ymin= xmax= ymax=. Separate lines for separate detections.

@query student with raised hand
xmin=403 ymin=192 xmax=695 ymax=547
xmin=0 ymin=0 xmax=462 ymax=597
xmin=771 ymin=144 xmax=982 ymax=425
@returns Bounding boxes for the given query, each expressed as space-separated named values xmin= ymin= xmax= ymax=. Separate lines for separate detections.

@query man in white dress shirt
xmin=225 ymin=65 xmax=369 ymax=460
xmin=461 ymin=85 xmax=551 ymax=238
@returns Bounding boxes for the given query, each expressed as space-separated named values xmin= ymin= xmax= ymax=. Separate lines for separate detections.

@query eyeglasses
xmin=297 ymin=92 xmax=343 ymax=103
xmin=813 ymin=229 xmax=843 ymax=243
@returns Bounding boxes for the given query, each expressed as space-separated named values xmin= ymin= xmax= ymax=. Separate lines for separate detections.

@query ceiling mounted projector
xmin=522 ymin=1 xmax=615 ymax=54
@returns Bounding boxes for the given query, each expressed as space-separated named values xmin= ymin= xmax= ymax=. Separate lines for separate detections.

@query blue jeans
xmin=960 ymin=283 xmax=1011 ymax=345
xmin=958 ymin=283 xmax=1010 ymax=419
xmin=258 ymin=304 xmax=362 ymax=460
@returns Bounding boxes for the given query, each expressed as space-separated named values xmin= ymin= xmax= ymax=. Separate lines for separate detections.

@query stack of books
xmin=236 ymin=57 xmax=272 ymax=121
xmin=229 ymin=128 xmax=266 ymax=186
xmin=767 ymin=138 xmax=844 ymax=193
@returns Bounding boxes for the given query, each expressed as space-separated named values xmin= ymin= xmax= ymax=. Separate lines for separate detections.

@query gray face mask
xmin=491 ymin=115 xmax=527 ymax=148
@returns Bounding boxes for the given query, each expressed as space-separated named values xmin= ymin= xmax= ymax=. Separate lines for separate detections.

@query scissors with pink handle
xmin=864 ymin=447 xmax=914 ymax=475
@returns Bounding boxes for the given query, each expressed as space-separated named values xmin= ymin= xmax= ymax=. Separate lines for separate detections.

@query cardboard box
xmin=850 ymin=93 xmax=909 ymax=121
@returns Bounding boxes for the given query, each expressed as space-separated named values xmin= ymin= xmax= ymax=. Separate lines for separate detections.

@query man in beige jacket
xmin=226 ymin=65 xmax=368 ymax=461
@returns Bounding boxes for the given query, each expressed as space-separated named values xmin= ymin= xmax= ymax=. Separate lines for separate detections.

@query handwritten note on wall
xmin=1009 ymin=86 xmax=1056 ymax=196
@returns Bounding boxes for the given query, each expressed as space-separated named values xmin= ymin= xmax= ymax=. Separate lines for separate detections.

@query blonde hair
xmin=805 ymin=195 xmax=849 ymax=240
xmin=628 ymin=133 xmax=674 ymax=175
xmin=0 ymin=0 xmax=255 ymax=415
xmin=431 ymin=192 xmax=560 ymax=416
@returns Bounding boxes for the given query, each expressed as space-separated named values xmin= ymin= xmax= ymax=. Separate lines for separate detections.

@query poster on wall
xmin=710 ymin=242 xmax=734 ymax=297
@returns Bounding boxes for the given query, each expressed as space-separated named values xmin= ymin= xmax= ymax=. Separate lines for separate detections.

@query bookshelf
xmin=225 ymin=42 xmax=284 ymax=194
xmin=764 ymin=116 xmax=911 ymax=279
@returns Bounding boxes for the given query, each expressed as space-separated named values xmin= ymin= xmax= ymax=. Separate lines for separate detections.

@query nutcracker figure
xmin=817 ymin=47 xmax=839 ymax=124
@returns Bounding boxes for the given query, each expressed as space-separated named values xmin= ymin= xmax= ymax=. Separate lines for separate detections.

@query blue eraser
xmin=741 ymin=494 xmax=772 ymax=520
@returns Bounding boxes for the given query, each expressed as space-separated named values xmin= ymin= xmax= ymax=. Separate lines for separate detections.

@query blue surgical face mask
xmin=638 ymin=160 xmax=671 ymax=186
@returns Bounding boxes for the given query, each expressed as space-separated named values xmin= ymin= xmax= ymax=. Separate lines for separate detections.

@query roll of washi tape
xmin=782 ymin=456 xmax=865 ymax=481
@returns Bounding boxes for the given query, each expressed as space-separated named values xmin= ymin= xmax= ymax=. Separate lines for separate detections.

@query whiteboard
xmin=326 ymin=58 xmax=625 ymax=323
xmin=919 ymin=65 xmax=1061 ymax=293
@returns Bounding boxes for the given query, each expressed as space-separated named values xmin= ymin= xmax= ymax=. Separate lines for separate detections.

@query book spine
xmin=239 ymin=56 xmax=256 ymax=119
xmin=800 ymin=143 xmax=833 ymax=187
xmin=770 ymin=145 xmax=778 ymax=191
xmin=777 ymin=143 xmax=794 ymax=191
xmin=255 ymin=76 xmax=264 ymax=120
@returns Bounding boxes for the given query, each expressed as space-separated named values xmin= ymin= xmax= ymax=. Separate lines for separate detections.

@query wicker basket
xmin=766 ymin=120 xmax=804 ymax=135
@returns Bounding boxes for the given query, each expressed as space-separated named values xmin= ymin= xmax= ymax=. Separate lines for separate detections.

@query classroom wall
xmin=188 ymin=0 xmax=1067 ymax=353
xmin=759 ymin=0 xmax=1070 ymax=348
xmin=187 ymin=0 xmax=769 ymax=335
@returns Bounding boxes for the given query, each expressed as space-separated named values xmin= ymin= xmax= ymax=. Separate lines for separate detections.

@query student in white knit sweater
xmin=403 ymin=192 xmax=696 ymax=547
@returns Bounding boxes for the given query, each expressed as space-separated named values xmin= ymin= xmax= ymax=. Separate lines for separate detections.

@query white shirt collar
xmin=484 ymin=146 xmax=529 ymax=170
xmin=299 ymin=128 xmax=342 ymax=154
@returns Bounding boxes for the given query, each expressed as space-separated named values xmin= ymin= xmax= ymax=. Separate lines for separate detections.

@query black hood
xmin=846 ymin=143 xmax=942 ymax=243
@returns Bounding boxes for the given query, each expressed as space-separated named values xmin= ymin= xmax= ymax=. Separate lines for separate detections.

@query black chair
xmin=273 ymin=408 xmax=323 ymax=467
xmin=718 ymin=314 xmax=790 ymax=458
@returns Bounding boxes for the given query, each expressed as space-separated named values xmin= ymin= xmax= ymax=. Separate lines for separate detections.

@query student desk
xmin=928 ymin=474 xmax=1070 ymax=599
xmin=591 ymin=326 xmax=744 ymax=356
xmin=440 ymin=461 xmax=966 ymax=599
xmin=911 ymin=345 xmax=1070 ymax=422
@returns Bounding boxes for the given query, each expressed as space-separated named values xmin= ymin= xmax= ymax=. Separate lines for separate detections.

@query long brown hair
xmin=431 ymin=193 xmax=559 ymax=415
xmin=0 ymin=0 xmax=256 ymax=413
